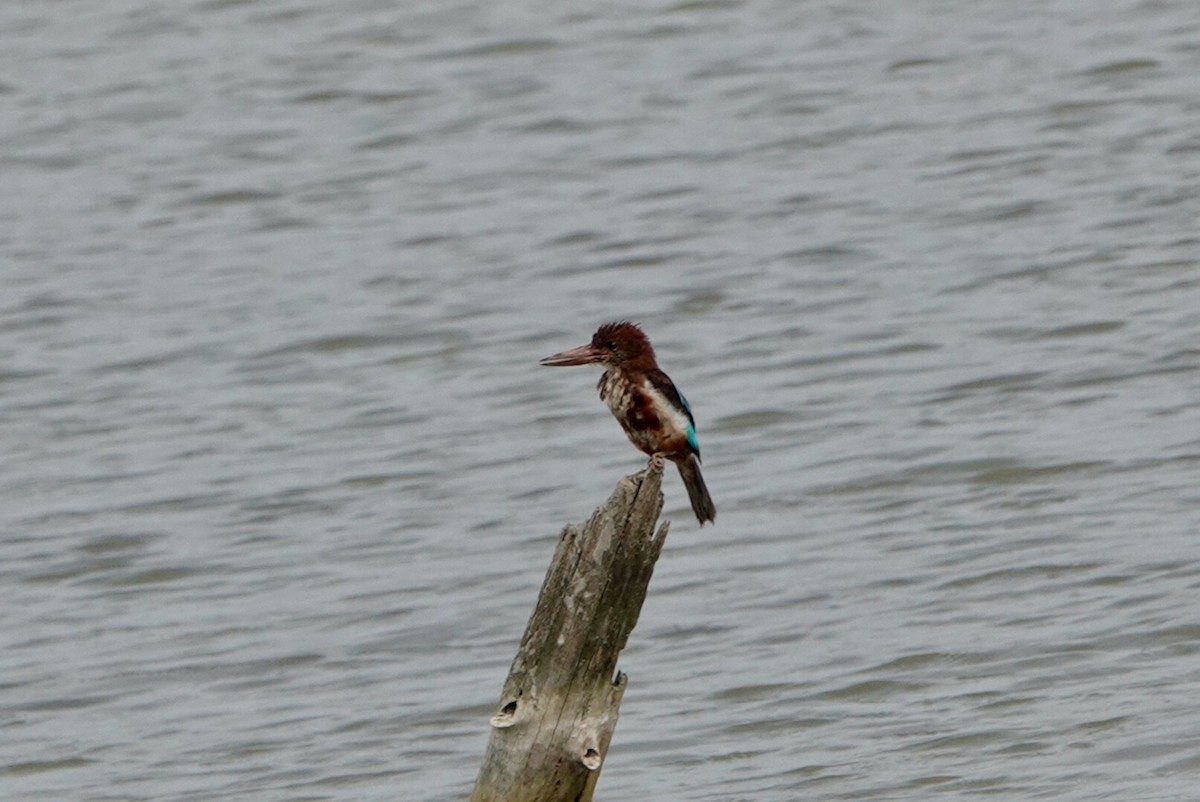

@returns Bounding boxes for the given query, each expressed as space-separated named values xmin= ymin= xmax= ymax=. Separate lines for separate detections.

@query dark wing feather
xmin=645 ymin=369 xmax=693 ymax=425
xmin=646 ymin=368 xmax=701 ymax=458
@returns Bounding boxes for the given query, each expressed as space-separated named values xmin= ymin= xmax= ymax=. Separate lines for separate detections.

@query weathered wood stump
xmin=471 ymin=459 xmax=670 ymax=802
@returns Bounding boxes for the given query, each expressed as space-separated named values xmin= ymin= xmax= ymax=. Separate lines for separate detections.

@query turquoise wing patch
xmin=646 ymin=369 xmax=701 ymax=457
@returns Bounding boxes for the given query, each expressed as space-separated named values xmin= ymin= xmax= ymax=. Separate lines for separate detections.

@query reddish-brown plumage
xmin=540 ymin=321 xmax=716 ymax=525
xmin=589 ymin=321 xmax=659 ymax=373
xmin=622 ymin=388 xmax=659 ymax=432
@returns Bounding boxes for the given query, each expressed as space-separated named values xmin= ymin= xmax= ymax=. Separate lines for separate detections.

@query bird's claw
xmin=633 ymin=454 xmax=666 ymax=481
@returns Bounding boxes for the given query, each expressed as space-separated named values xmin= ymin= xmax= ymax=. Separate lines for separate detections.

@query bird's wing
xmin=646 ymin=368 xmax=701 ymax=458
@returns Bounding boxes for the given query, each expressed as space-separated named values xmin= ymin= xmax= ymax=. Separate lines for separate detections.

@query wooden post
xmin=471 ymin=459 xmax=670 ymax=802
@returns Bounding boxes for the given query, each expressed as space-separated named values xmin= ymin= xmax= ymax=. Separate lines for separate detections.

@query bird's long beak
xmin=540 ymin=343 xmax=603 ymax=366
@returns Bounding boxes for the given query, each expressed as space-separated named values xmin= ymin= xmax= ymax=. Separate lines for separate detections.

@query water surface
xmin=3 ymin=1 xmax=1200 ymax=800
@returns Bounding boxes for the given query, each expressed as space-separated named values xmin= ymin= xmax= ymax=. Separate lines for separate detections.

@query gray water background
xmin=3 ymin=0 xmax=1200 ymax=799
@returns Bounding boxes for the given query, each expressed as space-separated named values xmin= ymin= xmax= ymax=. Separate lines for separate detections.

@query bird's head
xmin=540 ymin=321 xmax=657 ymax=370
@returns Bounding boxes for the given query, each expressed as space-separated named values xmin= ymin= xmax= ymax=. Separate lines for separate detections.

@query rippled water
xmin=3 ymin=0 xmax=1200 ymax=800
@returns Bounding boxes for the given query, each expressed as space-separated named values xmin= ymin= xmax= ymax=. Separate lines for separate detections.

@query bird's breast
xmin=601 ymin=372 xmax=657 ymax=430
xmin=600 ymin=370 xmax=691 ymax=456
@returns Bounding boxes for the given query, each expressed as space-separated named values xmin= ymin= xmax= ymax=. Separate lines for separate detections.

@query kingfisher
xmin=540 ymin=321 xmax=716 ymax=525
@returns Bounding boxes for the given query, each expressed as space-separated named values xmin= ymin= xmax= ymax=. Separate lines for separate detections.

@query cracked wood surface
xmin=471 ymin=461 xmax=669 ymax=802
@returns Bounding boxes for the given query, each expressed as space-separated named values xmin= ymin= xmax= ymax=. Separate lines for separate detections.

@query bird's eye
xmin=606 ymin=341 xmax=617 ymax=350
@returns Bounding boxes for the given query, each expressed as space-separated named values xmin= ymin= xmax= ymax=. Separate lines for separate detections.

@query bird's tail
xmin=676 ymin=455 xmax=716 ymax=525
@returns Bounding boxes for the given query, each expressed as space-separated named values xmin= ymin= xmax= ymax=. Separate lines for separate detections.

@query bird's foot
xmin=633 ymin=454 xmax=666 ymax=481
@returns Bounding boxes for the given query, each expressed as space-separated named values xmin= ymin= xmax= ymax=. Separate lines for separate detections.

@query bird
xmin=540 ymin=321 xmax=716 ymax=525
